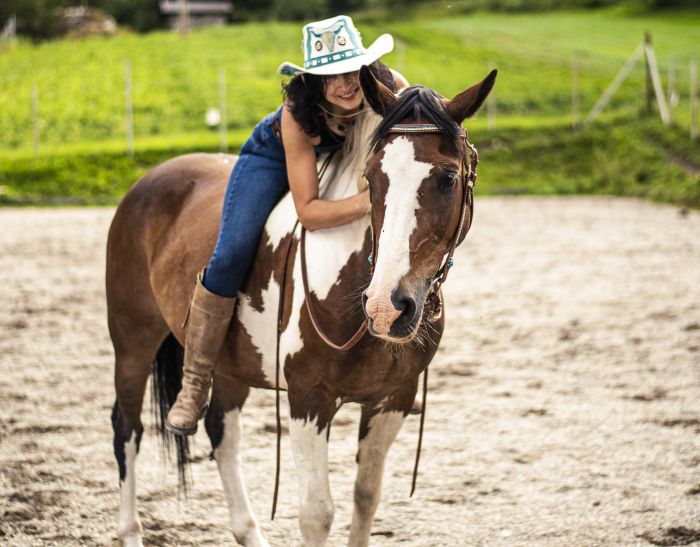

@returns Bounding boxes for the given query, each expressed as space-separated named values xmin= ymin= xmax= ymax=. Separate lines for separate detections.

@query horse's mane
xmin=371 ymin=85 xmax=462 ymax=153
xmin=318 ymin=85 xmax=464 ymax=198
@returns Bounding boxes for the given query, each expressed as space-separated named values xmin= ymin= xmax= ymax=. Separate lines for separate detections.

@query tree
xmin=272 ymin=0 xmax=328 ymax=20
xmin=1 ymin=0 xmax=72 ymax=39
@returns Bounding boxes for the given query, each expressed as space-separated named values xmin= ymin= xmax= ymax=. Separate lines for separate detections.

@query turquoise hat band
xmin=305 ymin=48 xmax=364 ymax=70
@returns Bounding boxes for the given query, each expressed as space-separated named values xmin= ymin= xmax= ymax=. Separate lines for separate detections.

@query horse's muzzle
xmin=362 ymin=287 xmax=423 ymax=342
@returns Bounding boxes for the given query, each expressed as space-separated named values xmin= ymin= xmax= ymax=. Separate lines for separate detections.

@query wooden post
xmin=668 ymin=53 xmax=678 ymax=108
xmin=125 ymin=60 xmax=134 ymax=157
xmin=219 ymin=69 xmax=228 ymax=153
xmin=691 ymin=59 xmax=698 ymax=143
xmin=395 ymin=38 xmax=406 ymax=76
xmin=178 ymin=0 xmax=190 ymax=35
xmin=643 ymin=40 xmax=671 ymax=125
xmin=32 ymin=84 xmax=39 ymax=157
xmin=487 ymin=61 xmax=496 ymax=131
xmin=644 ymin=31 xmax=653 ymax=115
xmin=584 ymin=44 xmax=643 ymax=127
xmin=572 ymin=55 xmax=580 ymax=130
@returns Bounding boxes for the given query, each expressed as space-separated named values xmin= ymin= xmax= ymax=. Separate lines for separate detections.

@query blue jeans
xmin=203 ymin=108 xmax=288 ymax=297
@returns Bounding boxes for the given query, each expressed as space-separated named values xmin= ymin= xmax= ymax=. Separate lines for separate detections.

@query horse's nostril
xmin=361 ymin=292 xmax=368 ymax=307
xmin=391 ymin=289 xmax=416 ymax=319
xmin=399 ymin=297 xmax=415 ymax=318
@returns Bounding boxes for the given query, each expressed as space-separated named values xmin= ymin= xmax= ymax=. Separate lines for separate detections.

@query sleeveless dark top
xmin=264 ymin=106 xmax=345 ymax=158
xmin=316 ymin=121 xmax=346 ymax=155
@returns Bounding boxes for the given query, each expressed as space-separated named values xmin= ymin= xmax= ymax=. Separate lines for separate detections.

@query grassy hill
xmin=0 ymin=8 xmax=698 ymax=206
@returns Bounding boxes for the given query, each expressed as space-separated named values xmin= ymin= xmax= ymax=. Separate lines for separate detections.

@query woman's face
xmin=323 ymin=71 xmax=363 ymax=112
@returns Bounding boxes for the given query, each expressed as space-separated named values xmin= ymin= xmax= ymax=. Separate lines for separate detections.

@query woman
xmin=166 ymin=15 xmax=408 ymax=435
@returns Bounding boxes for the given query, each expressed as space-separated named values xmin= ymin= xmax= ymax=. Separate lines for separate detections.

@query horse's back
xmin=111 ymin=152 xmax=234 ymax=228
xmin=106 ymin=153 xmax=235 ymax=342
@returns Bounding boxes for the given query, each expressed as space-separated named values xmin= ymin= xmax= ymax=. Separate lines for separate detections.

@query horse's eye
xmin=438 ymin=172 xmax=458 ymax=190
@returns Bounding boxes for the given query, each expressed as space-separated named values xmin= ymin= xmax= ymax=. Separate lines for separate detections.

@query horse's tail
xmin=151 ymin=332 xmax=191 ymax=492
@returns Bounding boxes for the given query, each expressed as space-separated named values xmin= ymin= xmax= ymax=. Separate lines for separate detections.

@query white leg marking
xmin=289 ymin=417 xmax=334 ymax=547
xmin=214 ymin=409 xmax=269 ymax=547
xmin=348 ymin=411 xmax=406 ymax=547
xmin=118 ymin=432 xmax=143 ymax=547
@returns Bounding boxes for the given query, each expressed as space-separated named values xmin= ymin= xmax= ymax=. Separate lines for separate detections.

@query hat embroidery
xmin=321 ymin=31 xmax=336 ymax=52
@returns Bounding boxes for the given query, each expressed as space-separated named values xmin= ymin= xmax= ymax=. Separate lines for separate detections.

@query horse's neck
xmin=267 ymin=111 xmax=379 ymax=302
xmin=269 ymin=159 xmax=368 ymax=281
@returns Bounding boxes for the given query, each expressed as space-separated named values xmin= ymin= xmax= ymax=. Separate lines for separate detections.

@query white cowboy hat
xmin=278 ymin=15 xmax=394 ymax=77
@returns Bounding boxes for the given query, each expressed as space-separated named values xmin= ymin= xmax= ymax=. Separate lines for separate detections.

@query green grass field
xmin=0 ymin=8 xmax=698 ymax=206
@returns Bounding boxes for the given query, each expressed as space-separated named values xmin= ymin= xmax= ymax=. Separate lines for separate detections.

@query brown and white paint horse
xmin=107 ymin=67 xmax=496 ymax=547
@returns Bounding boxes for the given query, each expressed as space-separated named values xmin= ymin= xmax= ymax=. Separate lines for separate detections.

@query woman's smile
xmin=336 ymin=87 xmax=360 ymax=102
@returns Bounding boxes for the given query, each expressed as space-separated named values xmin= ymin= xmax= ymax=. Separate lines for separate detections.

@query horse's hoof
xmin=120 ymin=533 xmax=144 ymax=547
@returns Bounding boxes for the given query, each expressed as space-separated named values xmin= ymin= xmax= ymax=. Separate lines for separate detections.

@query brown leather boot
xmin=166 ymin=271 xmax=235 ymax=436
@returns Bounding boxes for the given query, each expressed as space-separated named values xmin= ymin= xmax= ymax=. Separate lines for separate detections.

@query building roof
xmin=159 ymin=1 xmax=233 ymax=15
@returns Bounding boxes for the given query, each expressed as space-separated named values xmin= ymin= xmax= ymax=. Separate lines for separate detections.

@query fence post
xmin=691 ymin=59 xmax=698 ymax=143
xmin=125 ymin=60 xmax=134 ymax=157
xmin=668 ymin=53 xmax=678 ymax=109
xmin=178 ymin=0 xmax=190 ymax=35
xmin=644 ymin=31 xmax=653 ymax=115
xmin=584 ymin=44 xmax=643 ymax=127
xmin=32 ymin=84 xmax=39 ymax=157
xmin=487 ymin=61 xmax=496 ymax=131
xmin=219 ymin=69 xmax=228 ymax=153
xmin=572 ymin=55 xmax=580 ymax=130
xmin=1 ymin=14 xmax=17 ymax=46
xmin=395 ymin=38 xmax=406 ymax=76
xmin=643 ymin=38 xmax=671 ymax=125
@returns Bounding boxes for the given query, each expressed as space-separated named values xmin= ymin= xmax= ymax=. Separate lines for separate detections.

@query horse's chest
xmin=232 ymin=210 xmax=370 ymax=391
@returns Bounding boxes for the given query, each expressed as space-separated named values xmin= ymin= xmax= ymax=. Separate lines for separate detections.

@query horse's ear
xmin=360 ymin=65 xmax=396 ymax=116
xmin=446 ymin=69 xmax=497 ymax=123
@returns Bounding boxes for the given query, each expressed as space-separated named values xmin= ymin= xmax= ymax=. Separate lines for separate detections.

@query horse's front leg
xmin=348 ymin=382 xmax=417 ymax=547
xmin=206 ymin=373 xmax=269 ymax=547
xmin=288 ymin=385 xmax=338 ymax=547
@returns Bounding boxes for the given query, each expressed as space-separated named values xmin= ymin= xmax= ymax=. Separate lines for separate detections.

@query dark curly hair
xmin=282 ymin=60 xmax=397 ymax=137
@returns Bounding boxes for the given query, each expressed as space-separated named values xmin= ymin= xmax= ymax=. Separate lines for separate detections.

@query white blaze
xmin=368 ymin=136 xmax=432 ymax=300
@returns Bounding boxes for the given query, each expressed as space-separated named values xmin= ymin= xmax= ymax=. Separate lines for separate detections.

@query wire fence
xmin=2 ymin=31 xmax=699 ymax=156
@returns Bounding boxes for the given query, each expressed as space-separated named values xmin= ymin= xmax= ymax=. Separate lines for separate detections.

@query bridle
xmin=373 ymin=122 xmax=478 ymax=322
xmin=270 ymin=122 xmax=479 ymax=519
xmin=302 ymin=122 xmax=478 ymax=350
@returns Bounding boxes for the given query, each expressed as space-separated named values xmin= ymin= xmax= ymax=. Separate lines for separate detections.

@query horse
xmin=107 ymin=66 xmax=496 ymax=547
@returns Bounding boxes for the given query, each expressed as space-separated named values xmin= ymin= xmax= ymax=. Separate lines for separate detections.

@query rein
xmin=271 ymin=124 xmax=479 ymax=518
xmin=301 ymin=228 xmax=369 ymax=350
xmin=271 ymin=151 xmax=337 ymax=520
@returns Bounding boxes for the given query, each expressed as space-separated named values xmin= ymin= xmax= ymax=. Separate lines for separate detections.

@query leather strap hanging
xmin=300 ymin=227 xmax=368 ymax=351
xmin=271 ymin=151 xmax=338 ymax=520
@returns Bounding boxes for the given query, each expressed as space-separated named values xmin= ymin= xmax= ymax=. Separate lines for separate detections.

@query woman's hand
xmin=356 ymin=189 xmax=371 ymax=216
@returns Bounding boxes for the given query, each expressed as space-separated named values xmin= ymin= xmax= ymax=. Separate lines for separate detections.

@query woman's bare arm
xmin=281 ymin=106 xmax=370 ymax=232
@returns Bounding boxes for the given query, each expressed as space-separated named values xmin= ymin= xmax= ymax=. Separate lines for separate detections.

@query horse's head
xmin=359 ymin=67 xmax=496 ymax=342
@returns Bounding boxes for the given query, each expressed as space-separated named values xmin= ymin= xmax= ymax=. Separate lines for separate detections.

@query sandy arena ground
xmin=0 ymin=197 xmax=698 ymax=546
